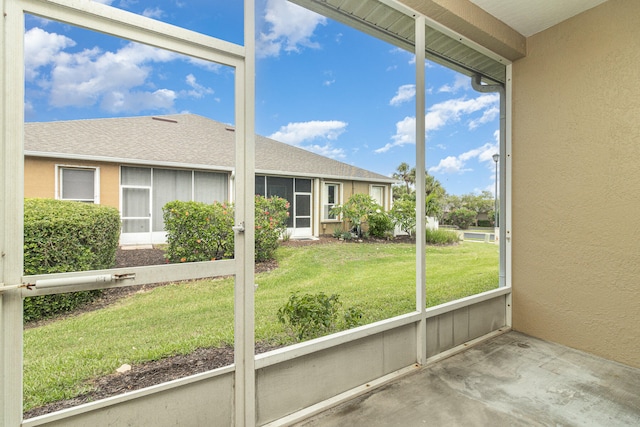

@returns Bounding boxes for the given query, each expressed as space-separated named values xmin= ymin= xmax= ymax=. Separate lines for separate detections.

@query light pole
xmin=492 ymin=153 xmax=499 ymax=242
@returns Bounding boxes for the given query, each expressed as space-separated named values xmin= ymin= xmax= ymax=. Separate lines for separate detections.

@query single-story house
xmin=24 ymin=114 xmax=395 ymax=245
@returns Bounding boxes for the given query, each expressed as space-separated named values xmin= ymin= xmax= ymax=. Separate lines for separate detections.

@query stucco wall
xmin=511 ymin=0 xmax=640 ymax=368
xmin=24 ymin=157 xmax=120 ymax=209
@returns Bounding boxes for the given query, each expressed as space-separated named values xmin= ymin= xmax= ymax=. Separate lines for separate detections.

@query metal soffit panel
xmin=289 ymin=0 xmax=506 ymax=84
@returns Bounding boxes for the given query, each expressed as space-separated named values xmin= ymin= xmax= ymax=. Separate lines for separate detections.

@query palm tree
xmin=392 ymin=162 xmax=414 ymax=193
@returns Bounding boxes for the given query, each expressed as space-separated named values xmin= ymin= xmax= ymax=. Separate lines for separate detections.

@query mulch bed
xmin=24 ymin=235 xmax=413 ymax=419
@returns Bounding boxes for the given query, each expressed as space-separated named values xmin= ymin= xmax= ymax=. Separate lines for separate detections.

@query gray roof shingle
xmin=24 ymin=114 xmax=394 ymax=183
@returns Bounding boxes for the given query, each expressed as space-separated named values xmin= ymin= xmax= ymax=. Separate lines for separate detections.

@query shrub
xmin=254 ymin=195 xmax=289 ymax=262
xmin=163 ymin=200 xmax=235 ymax=263
xmin=23 ymin=198 xmax=121 ymax=322
xmin=330 ymin=194 xmax=378 ymax=237
xmin=163 ymin=195 xmax=289 ymax=263
xmin=390 ymin=197 xmax=416 ymax=235
xmin=277 ymin=292 xmax=363 ymax=340
xmin=426 ymin=228 xmax=460 ymax=245
xmin=445 ymin=208 xmax=476 ymax=230
xmin=368 ymin=209 xmax=394 ymax=238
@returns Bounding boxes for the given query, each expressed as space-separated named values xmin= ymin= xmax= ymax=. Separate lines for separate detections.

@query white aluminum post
xmin=504 ymin=64 xmax=513 ymax=327
xmin=414 ymin=15 xmax=427 ymax=365
xmin=1 ymin=1 xmax=25 ymax=426
xmin=234 ymin=0 xmax=256 ymax=426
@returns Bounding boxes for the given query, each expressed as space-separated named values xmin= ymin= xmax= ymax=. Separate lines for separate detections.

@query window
xmin=58 ymin=166 xmax=99 ymax=203
xmin=370 ymin=185 xmax=385 ymax=207
xmin=323 ymin=183 xmax=340 ymax=220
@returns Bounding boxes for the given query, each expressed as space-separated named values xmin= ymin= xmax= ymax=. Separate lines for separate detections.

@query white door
xmin=120 ymin=186 xmax=152 ymax=245
xmin=294 ymin=193 xmax=312 ymax=237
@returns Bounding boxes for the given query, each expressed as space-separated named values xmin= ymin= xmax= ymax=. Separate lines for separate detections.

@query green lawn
xmin=23 ymin=241 xmax=497 ymax=411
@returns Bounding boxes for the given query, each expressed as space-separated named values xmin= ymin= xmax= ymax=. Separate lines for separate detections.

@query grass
xmin=23 ymin=241 xmax=497 ymax=411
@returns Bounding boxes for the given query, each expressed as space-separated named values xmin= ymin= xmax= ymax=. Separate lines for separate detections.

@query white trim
xmin=369 ymin=184 xmax=386 ymax=209
xmin=321 ymin=181 xmax=342 ymax=221
xmin=55 ymin=164 xmax=100 ymax=204
xmin=415 ymin=14 xmax=428 ymax=366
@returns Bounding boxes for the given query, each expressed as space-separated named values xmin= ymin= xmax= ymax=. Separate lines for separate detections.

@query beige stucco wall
xmin=319 ymin=180 xmax=391 ymax=236
xmin=24 ymin=157 xmax=120 ymax=209
xmin=511 ymin=0 xmax=640 ymax=368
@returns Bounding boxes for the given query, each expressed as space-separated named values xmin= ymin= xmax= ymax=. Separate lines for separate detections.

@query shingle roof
xmin=24 ymin=114 xmax=394 ymax=183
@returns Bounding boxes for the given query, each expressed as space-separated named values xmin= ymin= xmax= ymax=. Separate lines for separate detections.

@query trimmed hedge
xmin=163 ymin=195 xmax=289 ymax=263
xmin=163 ymin=200 xmax=235 ymax=263
xmin=23 ymin=199 xmax=121 ymax=321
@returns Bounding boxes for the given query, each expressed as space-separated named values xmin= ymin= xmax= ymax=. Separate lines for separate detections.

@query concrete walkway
xmin=296 ymin=331 xmax=640 ymax=426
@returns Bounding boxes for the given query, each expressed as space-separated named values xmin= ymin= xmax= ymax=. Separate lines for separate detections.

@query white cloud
xmin=469 ymin=105 xmax=499 ymax=129
xmin=438 ymin=74 xmax=469 ymax=93
xmin=183 ymin=74 xmax=214 ymax=98
xmin=389 ymin=84 xmax=415 ymax=106
xmin=101 ymin=88 xmax=176 ymax=113
xmin=269 ymin=120 xmax=347 ymax=144
xmin=24 ymin=27 xmax=76 ymax=81
xmin=429 ymin=130 xmax=499 ymax=175
xmin=25 ymin=27 xmax=221 ymax=114
xmin=268 ymin=120 xmax=347 ymax=159
xmin=257 ymin=0 xmax=326 ymax=58
xmin=142 ymin=7 xmax=165 ymax=19
xmin=91 ymin=0 xmax=115 ymax=4
xmin=376 ymin=93 xmax=499 ymax=153
xmin=304 ymin=143 xmax=346 ymax=159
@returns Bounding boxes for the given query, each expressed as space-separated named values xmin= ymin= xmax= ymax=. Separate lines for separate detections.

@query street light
xmin=492 ymin=154 xmax=499 ymax=235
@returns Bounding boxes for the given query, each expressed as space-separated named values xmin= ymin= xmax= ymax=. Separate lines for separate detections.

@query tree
xmin=330 ymin=193 xmax=380 ymax=237
xmin=392 ymin=162 xmax=415 ymax=193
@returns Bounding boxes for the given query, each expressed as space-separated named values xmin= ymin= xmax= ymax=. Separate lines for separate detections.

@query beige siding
xmin=511 ymin=0 xmax=640 ymax=368
xmin=24 ymin=157 xmax=120 ymax=209
xmin=319 ymin=180 xmax=391 ymax=236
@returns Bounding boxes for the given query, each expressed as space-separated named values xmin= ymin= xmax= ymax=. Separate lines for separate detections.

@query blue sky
xmin=24 ymin=0 xmax=500 ymax=196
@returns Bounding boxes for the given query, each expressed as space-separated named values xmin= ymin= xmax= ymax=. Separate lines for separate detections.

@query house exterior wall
xmin=319 ymin=180 xmax=391 ymax=236
xmin=24 ymin=157 xmax=120 ymax=208
xmin=511 ymin=0 xmax=640 ymax=368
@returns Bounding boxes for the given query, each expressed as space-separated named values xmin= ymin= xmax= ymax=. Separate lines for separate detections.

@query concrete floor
xmin=296 ymin=331 xmax=640 ymax=426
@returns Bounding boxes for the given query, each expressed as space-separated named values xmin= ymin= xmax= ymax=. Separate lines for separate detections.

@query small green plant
xmin=426 ymin=228 xmax=460 ymax=245
xmin=342 ymin=306 xmax=364 ymax=329
xmin=277 ymin=292 xmax=364 ymax=340
xmin=278 ymin=292 xmax=341 ymax=340
xmin=341 ymin=231 xmax=353 ymax=241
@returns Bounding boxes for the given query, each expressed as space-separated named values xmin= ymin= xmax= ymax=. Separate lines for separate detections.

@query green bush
xmin=445 ymin=208 xmax=477 ymax=230
xmin=163 ymin=200 xmax=235 ymax=263
xmin=255 ymin=195 xmax=289 ymax=262
xmin=163 ymin=195 xmax=289 ymax=263
xmin=426 ymin=228 xmax=460 ymax=245
xmin=23 ymin=199 xmax=121 ymax=322
xmin=367 ymin=209 xmax=394 ymax=238
xmin=330 ymin=193 xmax=379 ymax=237
xmin=277 ymin=292 xmax=363 ymax=340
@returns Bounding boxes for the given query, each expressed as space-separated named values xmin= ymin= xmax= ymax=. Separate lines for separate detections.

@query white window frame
xmin=370 ymin=184 xmax=386 ymax=209
xmin=322 ymin=182 xmax=342 ymax=221
xmin=55 ymin=164 xmax=100 ymax=204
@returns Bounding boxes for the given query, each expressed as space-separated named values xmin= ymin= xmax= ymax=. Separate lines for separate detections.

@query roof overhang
xmin=289 ymin=0 xmax=513 ymax=84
